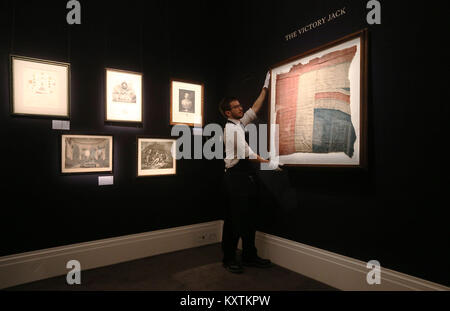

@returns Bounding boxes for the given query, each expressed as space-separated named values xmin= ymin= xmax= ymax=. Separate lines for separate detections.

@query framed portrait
xmin=10 ymin=55 xmax=70 ymax=118
xmin=105 ymin=68 xmax=143 ymax=123
xmin=137 ymin=138 xmax=176 ymax=177
xmin=61 ymin=134 xmax=113 ymax=174
xmin=170 ymin=79 xmax=204 ymax=126
xmin=269 ymin=29 xmax=368 ymax=168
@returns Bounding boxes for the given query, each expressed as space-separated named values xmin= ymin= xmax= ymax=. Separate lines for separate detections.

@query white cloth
xmin=261 ymin=161 xmax=278 ymax=170
xmin=224 ymin=108 xmax=257 ymax=169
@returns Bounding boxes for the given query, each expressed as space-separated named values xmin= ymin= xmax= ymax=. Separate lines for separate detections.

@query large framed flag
xmin=269 ymin=29 xmax=368 ymax=167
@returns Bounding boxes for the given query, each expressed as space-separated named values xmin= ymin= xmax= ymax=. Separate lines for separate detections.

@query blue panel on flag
xmin=312 ymin=108 xmax=356 ymax=158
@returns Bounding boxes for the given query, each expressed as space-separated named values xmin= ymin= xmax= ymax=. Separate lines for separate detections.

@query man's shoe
xmin=242 ymin=256 xmax=273 ymax=268
xmin=223 ymin=261 xmax=244 ymax=274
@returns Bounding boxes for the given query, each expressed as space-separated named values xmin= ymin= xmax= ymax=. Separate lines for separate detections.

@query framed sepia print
xmin=137 ymin=138 xmax=176 ymax=177
xmin=269 ymin=29 xmax=368 ymax=168
xmin=10 ymin=55 xmax=70 ymax=118
xmin=105 ymin=68 xmax=143 ymax=123
xmin=170 ymin=79 xmax=204 ymax=126
xmin=61 ymin=134 xmax=113 ymax=174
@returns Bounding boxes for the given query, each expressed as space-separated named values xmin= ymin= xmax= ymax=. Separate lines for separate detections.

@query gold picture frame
xmin=170 ymin=79 xmax=204 ymax=127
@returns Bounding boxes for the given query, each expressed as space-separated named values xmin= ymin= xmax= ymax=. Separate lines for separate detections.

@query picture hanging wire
xmin=103 ymin=4 xmax=110 ymax=68
xmin=67 ymin=20 xmax=72 ymax=62
xmin=103 ymin=6 xmax=109 ymax=109
xmin=10 ymin=1 xmax=16 ymax=53
xmin=140 ymin=1 xmax=144 ymax=73
xmin=166 ymin=0 xmax=172 ymax=76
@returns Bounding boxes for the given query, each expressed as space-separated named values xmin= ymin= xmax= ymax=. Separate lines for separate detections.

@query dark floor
xmin=6 ymin=243 xmax=337 ymax=291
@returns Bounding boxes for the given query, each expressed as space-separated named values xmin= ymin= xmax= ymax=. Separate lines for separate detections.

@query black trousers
xmin=222 ymin=166 xmax=258 ymax=263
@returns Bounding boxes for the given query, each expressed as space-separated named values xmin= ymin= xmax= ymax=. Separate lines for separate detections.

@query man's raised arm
xmin=251 ymin=71 xmax=270 ymax=114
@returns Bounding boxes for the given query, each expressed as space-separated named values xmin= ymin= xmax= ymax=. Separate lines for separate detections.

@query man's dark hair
xmin=219 ymin=96 xmax=238 ymax=119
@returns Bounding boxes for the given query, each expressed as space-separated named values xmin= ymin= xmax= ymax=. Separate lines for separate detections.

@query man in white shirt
xmin=219 ymin=71 xmax=277 ymax=273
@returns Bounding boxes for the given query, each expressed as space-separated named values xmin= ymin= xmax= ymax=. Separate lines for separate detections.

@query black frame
xmin=105 ymin=67 xmax=144 ymax=125
xmin=60 ymin=133 xmax=114 ymax=175
xmin=136 ymin=136 xmax=177 ymax=178
xmin=10 ymin=54 xmax=71 ymax=119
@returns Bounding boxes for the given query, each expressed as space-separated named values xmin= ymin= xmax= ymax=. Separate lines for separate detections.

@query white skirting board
xmin=253 ymin=232 xmax=449 ymax=291
xmin=0 ymin=221 xmax=223 ymax=289
xmin=0 ymin=220 xmax=448 ymax=290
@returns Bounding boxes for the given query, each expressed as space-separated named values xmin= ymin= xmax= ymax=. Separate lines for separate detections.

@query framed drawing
xmin=61 ymin=134 xmax=113 ymax=174
xmin=137 ymin=138 xmax=176 ymax=177
xmin=170 ymin=79 xmax=204 ymax=126
xmin=105 ymin=68 xmax=143 ymax=123
xmin=10 ymin=55 xmax=70 ymax=118
xmin=269 ymin=29 xmax=368 ymax=168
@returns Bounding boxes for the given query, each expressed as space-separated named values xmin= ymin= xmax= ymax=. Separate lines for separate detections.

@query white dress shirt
xmin=224 ymin=108 xmax=257 ymax=169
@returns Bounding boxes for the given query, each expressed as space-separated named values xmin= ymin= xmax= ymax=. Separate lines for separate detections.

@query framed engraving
xmin=10 ymin=55 xmax=70 ymax=118
xmin=269 ymin=29 xmax=368 ymax=168
xmin=61 ymin=134 xmax=113 ymax=174
xmin=170 ymin=79 xmax=204 ymax=126
xmin=137 ymin=138 xmax=176 ymax=177
xmin=105 ymin=68 xmax=143 ymax=123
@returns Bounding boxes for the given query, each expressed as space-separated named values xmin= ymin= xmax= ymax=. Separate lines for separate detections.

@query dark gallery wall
xmin=0 ymin=1 xmax=229 ymax=256
xmin=0 ymin=0 xmax=448 ymax=287
xmin=219 ymin=1 xmax=448 ymax=286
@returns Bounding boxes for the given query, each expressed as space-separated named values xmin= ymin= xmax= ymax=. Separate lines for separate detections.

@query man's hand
xmin=252 ymin=71 xmax=271 ymax=114
xmin=263 ymin=71 xmax=271 ymax=89
xmin=260 ymin=160 xmax=283 ymax=171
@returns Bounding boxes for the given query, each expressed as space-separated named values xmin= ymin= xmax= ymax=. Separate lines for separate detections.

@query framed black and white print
xmin=137 ymin=138 xmax=176 ymax=177
xmin=11 ymin=55 xmax=70 ymax=118
xmin=170 ymin=79 xmax=203 ymax=127
xmin=61 ymin=134 xmax=113 ymax=174
xmin=179 ymin=89 xmax=195 ymax=114
xmin=105 ymin=68 xmax=143 ymax=123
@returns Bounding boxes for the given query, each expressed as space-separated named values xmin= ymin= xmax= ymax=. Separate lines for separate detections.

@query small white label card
xmin=52 ymin=120 xmax=70 ymax=130
xmin=98 ymin=176 xmax=114 ymax=186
